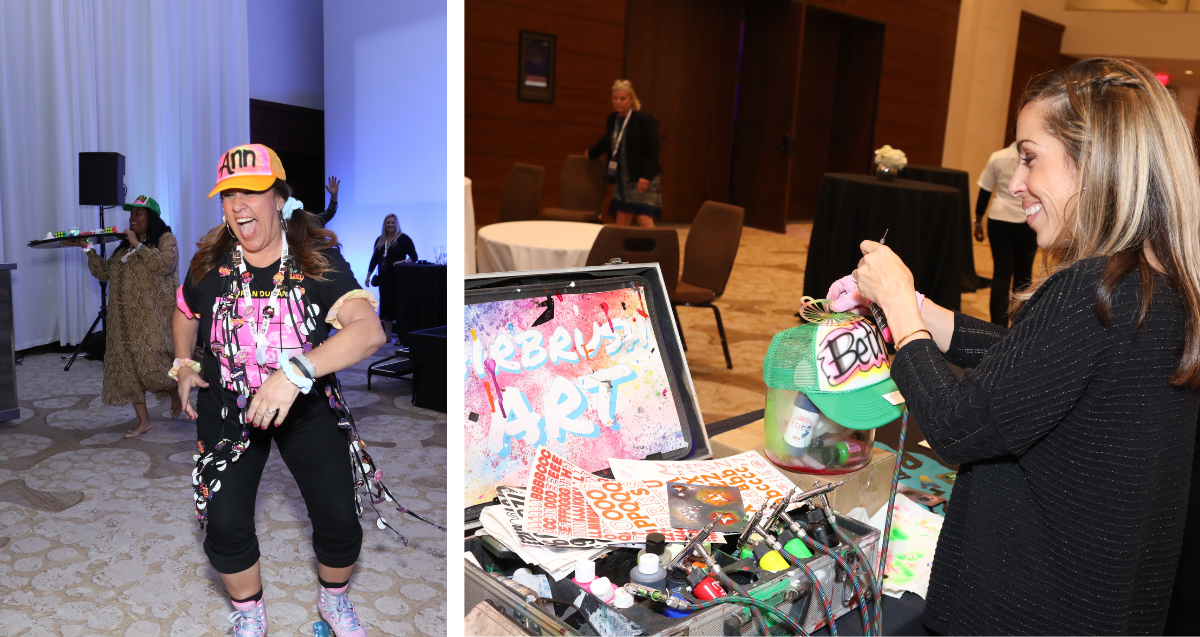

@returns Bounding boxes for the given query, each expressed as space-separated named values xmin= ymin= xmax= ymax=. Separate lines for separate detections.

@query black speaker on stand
xmin=65 ymin=152 xmax=126 ymax=371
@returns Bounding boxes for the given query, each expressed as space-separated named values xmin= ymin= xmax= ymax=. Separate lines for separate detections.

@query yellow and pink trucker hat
xmin=207 ymin=143 xmax=286 ymax=198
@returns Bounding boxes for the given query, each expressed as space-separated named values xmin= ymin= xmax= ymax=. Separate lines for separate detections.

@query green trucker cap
xmin=762 ymin=298 xmax=904 ymax=430
xmin=122 ymin=194 xmax=161 ymax=215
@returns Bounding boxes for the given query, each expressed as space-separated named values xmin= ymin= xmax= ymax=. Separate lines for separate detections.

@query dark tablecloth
xmin=900 ymin=164 xmax=980 ymax=291
xmin=390 ymin=263 xmax=447 ymax=342
xmin=408 ymin=325 xmax=446 ymax=412
xmin=803 ymin=174 xmax=963 ymax=311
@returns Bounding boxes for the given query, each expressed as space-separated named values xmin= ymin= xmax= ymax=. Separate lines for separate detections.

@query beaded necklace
xmin=190 ymin=233 xmax=444 ymax=540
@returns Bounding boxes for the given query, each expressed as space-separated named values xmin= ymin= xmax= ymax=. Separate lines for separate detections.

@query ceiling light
xmin=1187 ymin=70 xmax=1195 ymax=75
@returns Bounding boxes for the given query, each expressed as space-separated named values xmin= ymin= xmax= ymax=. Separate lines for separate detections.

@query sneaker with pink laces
xmin=318 ymin=585 xmax=367 ymax=637
xmin=227 ymin=597 xmax=267 ymax=636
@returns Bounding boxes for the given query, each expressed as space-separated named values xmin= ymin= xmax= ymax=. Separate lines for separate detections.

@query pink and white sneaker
xmin=318 ymin=585 xmax=368 ymax=636
xmin=227 ymin=597 xmax=268 ymax=636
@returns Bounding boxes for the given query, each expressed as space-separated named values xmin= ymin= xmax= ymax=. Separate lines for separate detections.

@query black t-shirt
xmin=180 ymin=247 xmax=362 ymax=422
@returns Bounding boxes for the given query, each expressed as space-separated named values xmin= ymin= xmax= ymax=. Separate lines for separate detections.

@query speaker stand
xmin=64 ymin=205 xmax=115 ymax=371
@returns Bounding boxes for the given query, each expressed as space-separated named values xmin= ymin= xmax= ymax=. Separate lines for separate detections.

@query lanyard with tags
xmin=234 ymin=231 xmax=290 ymax=366
xmin=607 ymin=112 xmax=633 ymax=178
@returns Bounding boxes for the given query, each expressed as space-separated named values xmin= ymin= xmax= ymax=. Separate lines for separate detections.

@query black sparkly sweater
xmin=891 ymin=257 xmax=1198 ymax=635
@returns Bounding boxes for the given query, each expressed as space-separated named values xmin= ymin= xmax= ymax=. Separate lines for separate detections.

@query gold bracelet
xmin=894 ymin=329 xmax=932 ymax=349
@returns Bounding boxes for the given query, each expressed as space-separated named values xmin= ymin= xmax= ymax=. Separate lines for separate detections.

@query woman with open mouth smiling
xmin=828 ymin=58 xmax=1200 ymax=634
xmin=172 ymin=143 xmax=387 ymax=636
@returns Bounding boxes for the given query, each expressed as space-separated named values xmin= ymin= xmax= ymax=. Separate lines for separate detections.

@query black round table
xmin=802 ymin=173 xmax=963 ymax=311
xmin=900 ymin=164 xmax=982 ymax=291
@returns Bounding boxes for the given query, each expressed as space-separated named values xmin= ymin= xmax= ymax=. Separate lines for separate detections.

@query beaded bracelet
xmin=168 ymin=358 xmax=202 ymax=381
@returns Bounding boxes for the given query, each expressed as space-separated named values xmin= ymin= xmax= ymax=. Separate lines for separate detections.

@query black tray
xmin=28 ymin=233 xmax=126 ymax=249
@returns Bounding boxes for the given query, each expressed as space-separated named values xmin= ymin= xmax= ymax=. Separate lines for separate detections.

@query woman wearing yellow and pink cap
xmin=171 ymin=143 xmax=388 ymax=635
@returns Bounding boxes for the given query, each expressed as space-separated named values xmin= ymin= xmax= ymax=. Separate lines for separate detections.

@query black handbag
xmin=371 ymin=274 xmax=380 ymax=287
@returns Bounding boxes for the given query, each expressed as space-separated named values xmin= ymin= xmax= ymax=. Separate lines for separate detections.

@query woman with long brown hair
xmin=831 ymin=58 xmax=1200 ymax=633
xmin=173 ymin=144 xmax=385 ymax=635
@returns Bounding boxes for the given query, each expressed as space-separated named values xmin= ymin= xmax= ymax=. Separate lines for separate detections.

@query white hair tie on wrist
xmin=281 ymin=197 xmax=303 ymax=220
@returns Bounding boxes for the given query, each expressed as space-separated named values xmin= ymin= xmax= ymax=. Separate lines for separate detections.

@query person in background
xmin=364 ymin=214 xmax=417 ymax=344
xmin=65 ymin=195 xmax=182 ymax=437
xmin=975 ymin=141 xmax=1038 ymax=326
xmin=312 ymin=175 xmax=340 ymax=228
xmin=588 ymin=79 xmax=662 ymax=227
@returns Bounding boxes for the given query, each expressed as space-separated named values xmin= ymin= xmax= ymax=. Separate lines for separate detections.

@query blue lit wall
xmin=323 ymin=0 xmax=447 ymax=286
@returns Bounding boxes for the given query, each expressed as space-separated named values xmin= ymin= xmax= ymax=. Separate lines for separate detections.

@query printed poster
xmin=464 ymin=284 xmax=688 ymax=506
xmin=609 ymin=451 xmax=795 ymax=516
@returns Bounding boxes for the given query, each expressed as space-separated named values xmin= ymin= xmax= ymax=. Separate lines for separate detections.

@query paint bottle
xmin=804 ymin=507 xmax=839 ymax=548
xmin=752 ymin=541 xmax=793 ymax=572
xmin=692 ymin=576 xmax=728 ymax=601
xmin=816 ymin=433 xmax=869 ymax=470
xmin=637 ymin=532 xmax=671 ymax=569
xmin=612 ymin=587 xmax=635 ymax=609
xmin=590 ymin=577 xmax=616 ymax=604
xmin=572 ymin=558 xmax=596 ymax=589
xmin=661 ymin=593 xmax=693 ymax=618
xmin=629 ymin=553 xmax=668 ymax=590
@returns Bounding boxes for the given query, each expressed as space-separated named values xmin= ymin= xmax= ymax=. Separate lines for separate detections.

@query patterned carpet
xmin=0 ymin=350 xmax=446 ymax=635
xmin=673 ymin=222 xmax=996 ymax=424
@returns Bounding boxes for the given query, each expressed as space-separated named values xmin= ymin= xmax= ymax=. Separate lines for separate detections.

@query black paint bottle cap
xmin=648 ymin=532 xmax=667 ymax=559
xmin=646 ymin=533 xmax=666 ymax=556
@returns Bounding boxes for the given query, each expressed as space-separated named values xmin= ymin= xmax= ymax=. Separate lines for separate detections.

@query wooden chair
xmin=585 ymin=226 xmax=679 ymax=299
xmin=671 ymin=201 xmax=745 ymax=369
xmin=498 ymin=163 xmax=545 ymax=223
xmin=540 ymin=155 xmax=605 ymax=223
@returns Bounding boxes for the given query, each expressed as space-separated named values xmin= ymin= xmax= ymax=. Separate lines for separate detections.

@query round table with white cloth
xmin=475 ymin=220 xmax=603 ymax=273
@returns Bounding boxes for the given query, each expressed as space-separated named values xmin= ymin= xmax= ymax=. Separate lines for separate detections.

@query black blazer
xmin=587 ymin=110 xmax=661 ymax=181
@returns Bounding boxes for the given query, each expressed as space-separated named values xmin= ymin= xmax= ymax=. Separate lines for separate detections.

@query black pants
xmin=197 ymin=388 xmax=362 ymax=574
xmin=987 ymin=219 xmax=1038 ymax=326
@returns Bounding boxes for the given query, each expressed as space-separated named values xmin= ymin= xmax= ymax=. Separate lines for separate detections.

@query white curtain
xmin=0 ymin=0 xmax=249 ymax=350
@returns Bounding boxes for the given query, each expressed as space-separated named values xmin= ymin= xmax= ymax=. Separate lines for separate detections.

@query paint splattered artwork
xmin=464 ymin=284 xmax=689 ymax=506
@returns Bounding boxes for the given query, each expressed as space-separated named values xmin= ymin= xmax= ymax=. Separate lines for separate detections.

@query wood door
xmin=729 ymin=0 xmax=805 ymax=234
xmin=624 ymin=0 xmax=743 ymax=223
xmin=789 ymin=7 xmax=884 ymax=220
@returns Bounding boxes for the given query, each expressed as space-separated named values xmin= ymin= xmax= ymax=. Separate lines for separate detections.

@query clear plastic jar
xmin=763 ymin=387 xmax=877 ymax=474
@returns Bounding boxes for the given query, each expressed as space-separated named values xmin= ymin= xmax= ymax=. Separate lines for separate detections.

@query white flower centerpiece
xmin=873 ymin=145 xmax=907 ymax=181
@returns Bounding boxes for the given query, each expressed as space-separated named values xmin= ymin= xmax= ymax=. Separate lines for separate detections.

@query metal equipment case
xmin=465 ymin=515 xmax=880 ymax=636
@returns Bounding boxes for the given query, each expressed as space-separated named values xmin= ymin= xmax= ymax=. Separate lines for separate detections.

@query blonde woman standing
xmin=588 ymin=79 xmax=662 ymax=226
xmin=363 ymin=213 xmax=417 ymax=343
xmin=831 ymin=58 xmax=1200 ymax=633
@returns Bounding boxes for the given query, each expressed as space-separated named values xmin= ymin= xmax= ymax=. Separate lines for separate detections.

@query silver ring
xmin=266 ymin=409 xmax=278 ymax=415
xmin=850 ymin=270 xmax=858 ymax=283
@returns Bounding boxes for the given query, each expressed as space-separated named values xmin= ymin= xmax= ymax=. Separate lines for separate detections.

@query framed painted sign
xmin=518 ymin=31 xmax=555 ymax=103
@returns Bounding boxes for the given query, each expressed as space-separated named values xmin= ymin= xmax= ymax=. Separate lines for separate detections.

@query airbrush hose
xmin=754 ymin=514 xmax=837 ymax=637
xmin=778 ymin=509 xmax=873 ymax=636
xmin=692 ymin=533 xmax=771 ymax=636
xmin=869 ymin=405 xmax=910 ymax=636
xmin=624 ymin=583 xmax=809 ymax=636
xmin=817 ymin=492 xmax=881 ymax=636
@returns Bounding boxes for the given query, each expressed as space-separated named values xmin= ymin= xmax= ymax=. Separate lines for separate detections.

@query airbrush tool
xmin=866 ymin=229 xmax=892 ymax=342
xmin=667 ymin=517 xmax=720 ymax=573
xmin=732 ymin=506 xmax=766 ymax=559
